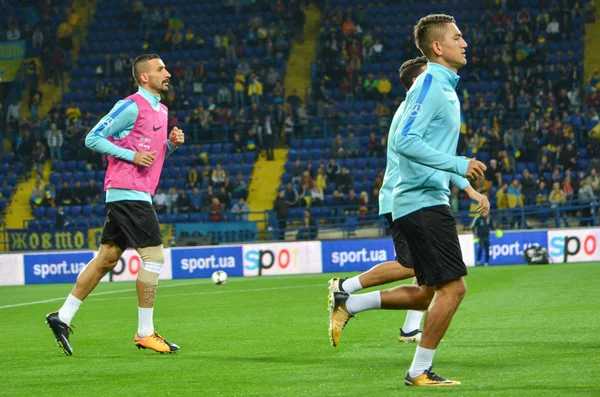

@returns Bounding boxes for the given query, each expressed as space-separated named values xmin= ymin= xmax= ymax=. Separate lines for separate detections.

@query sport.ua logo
xmin=409 ymin=103 xmax=423 ymax=117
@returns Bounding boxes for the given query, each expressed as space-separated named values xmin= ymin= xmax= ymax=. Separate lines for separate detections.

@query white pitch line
xmin=0 ymin=280 xmax=206 ymax=310
xmin=0 ymin=281 xmax=326 ymax=309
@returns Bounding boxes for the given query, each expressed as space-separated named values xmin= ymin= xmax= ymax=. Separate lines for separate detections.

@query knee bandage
xmin=137 ymin=245 xmax=164 ymax=284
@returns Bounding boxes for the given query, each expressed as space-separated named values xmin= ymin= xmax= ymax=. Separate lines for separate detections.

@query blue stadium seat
xmin=46 ymin=207 xmax=57 ymax=219
xmin=243 ymin=152 xmax=256 ymax=163
xmin=176 ymin=213 xmax=189 ymax=222
xmin=54 ymin=161 xmax=66 ymax=172
xmin=49 ymin=173 xmax=60 ymax=185
xmin=33 ymin=207 xmax=45 ymax=219
xmin=6 ymin=175 xmax=17 ymax=186
xmin=188 ymin=212 xmax=202 ymax=223
xmin=1 ymin=186 xmax=12 ymax=198
xmin=82 ymin=205 xmax=94 ymax=217
xmin=40 ymin=220 xmax=52 ymax=230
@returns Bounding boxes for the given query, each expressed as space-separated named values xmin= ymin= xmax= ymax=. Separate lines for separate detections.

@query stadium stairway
xmin=247 ymin=148 xmax=287 ymax=230
xmin=283 ymin=1 xmax=321 ymax=106
xmin=584 ymin=6 xmax=600 ymax=81
xmin=3 ymin=161 xmax=53 ymax=229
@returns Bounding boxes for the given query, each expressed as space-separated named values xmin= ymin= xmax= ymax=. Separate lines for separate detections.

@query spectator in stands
xmin=286 ymin=88 xmax=302 ymax=111
xmin=326 ymin=158 xmax=340 ymax=182
xmin=363 ymin=73 xmax=378 ymax=100
xmin=296 ymin=209 xmax=318 ymax=240
xmin=6 ymin=18 xmax=21 ymax=41
xmin=65 ymin=101 xmax=82 ymax=123
xmin=248 ymin=75 xmax=263 ymax=105
xmin=273 ymin=189 xmax=288 ymax=240
xmin=284 ymin=182 xmax=299 ymax=207
xmin=485 ymin=159 xmax=502 ymax=187
xmin=563 ymin=143 xmax=578 ymax=170
xmin=217 ymin=84 xmax=233 ymax=108
xmin=562 ymin=175 xmax=574 ymax=201
xmin=370 ymin=39 xmax=384 ymax=62
xmin=332 ymin=134 xmax=347 ymax=158
xmin=377 ymin=73 xmax=391 ymax=99
xmin=200 ymin=166 xmax=212 ymax=189
xmin=549 ymin=182 xmax=569 ymax=227
xmin=6 ymin=99 xmax=20 ymax=133
xmin=588 ymin=167 xmax=600 ymax=195
xmin=231 ymin=172 xmax=248 ymax=200
xmin=536 ymin=180 xmax=549 ymax=205
xmin=246 ymin=127 xmax=259 ymax=154
xmin=209 ymin=197 xmax=223 ymax=222
xmin=587 ymin=157 xmax=600 ymax=174
xmin=297 ymin=103 xmax=310 ymax=137
xmin=315 ymin=80 xmax=332 ymax=117
xmin=211 ymin=163 xmax=227 ymax=188
xmin=153 ymin=187 xmax=167 ymax=213
xmin=521 ymin=169 xmax=537 ymax=206
xmin=189 ymin=187 xmax=202 ymax=212
xmin=176 ymin=189 xmax=190 ymax=213
xmin=233 ymin=71 xmax=246 ymax=109
xmin=289 ymin=159 xmax=302 ymax=186
xmin=217 ymin=185 xmax=231 ymax=209
xmin=375 ymin=101 xmax=391 ymax=134
xmin=57 ymin=181 xmax=73 ymax=206
xmin=263 ymin=115 xmax=275 ymax=160
xmin=56 ymin=206 xmax=68 ymax=229
xmin=46 ymin=123 xmax=63 ymax=161
xmin=232 ymin=197 xmax=251 ymax=221
xmin=498 ymin=150 xmax=516 ymax=174
xmin=578 ymin=179 xmax=596 ymax=226
xmin=337 ymin=167 xmax=353 ymax=194
xmin=43 ymin=184 xmax=56 ymax=208
xmin=32 ymin=140 xmax=46 ymax=179
xmin=203 ymin=185 xmax=216 ymax=208
xmin=232 ymin=133 xmax=246 ymax=153
xmin=346 ymin=132 xmax=360 ymax=158
xmin=366 ymin=132 xmax=382 ymax=157
xmin=85 ymin=179 xmax=100 ymax=204
xmin=344 ymin=188 xmax=359 ymax=217
xmin=166 ymin=187 xmax=179 ymax=214
xmin=69 ymin=181 xmax=84 ymax=206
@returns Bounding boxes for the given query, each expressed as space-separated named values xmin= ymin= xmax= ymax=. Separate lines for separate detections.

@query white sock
xmin=345 ymin=291 xmax=381 ymax=315
xmin=341 ymin=276 xmax=363 ymax=294
xmin=408 ymin=346 xmax=436 ymax=378
xmin=402 ymin=310 xmax=424 ymax=334
xmin=137 ymin=307 xmax=154 ymax=338
xmin=58 ymin=294 xmax=82 ymax=324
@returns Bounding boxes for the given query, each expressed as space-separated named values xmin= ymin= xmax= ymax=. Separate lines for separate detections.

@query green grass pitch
xmin=1 ymin=263 xmax=599 ymax=396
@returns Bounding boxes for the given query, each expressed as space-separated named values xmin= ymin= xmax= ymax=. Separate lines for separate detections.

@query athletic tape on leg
xmin=137 ymin=245 xmax=164 ymax=264
xmin=137 ymin=246 xmax=164 ymax=284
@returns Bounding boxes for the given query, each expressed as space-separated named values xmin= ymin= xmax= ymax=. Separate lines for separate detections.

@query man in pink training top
xmin=46 ymin=54 xmax=184 ymax=355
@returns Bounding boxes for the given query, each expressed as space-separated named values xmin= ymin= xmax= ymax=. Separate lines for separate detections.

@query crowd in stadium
xmin=2 ymin=0 xmax=599 ymax=233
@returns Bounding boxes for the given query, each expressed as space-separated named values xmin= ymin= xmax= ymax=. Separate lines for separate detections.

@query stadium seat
xmin=46 ymin=207 xmax=57 ymax=219
xmin=33 ymin=207 xmax=45 ymax=219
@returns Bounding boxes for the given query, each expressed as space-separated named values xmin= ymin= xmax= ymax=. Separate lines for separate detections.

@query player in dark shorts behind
xmin=328 ymin=56 xmax=489 ymax=347
xmin=329 ymin=14 xmax=489 ymax=387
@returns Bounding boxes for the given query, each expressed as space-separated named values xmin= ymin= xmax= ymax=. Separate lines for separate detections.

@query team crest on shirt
xmin=138 ymin=137 xmax=151 ymax=150
xmin=409 ymin=103 xmax=423 ymax=117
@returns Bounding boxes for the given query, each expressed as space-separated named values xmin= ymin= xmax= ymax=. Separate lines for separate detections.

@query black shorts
xmin=100 ymin=200 xmax=163 ymax=251
xmin=394 ymin=205 xmax=467 ymax=287
xmin=384 ymin=213 xmax=413 ymax=269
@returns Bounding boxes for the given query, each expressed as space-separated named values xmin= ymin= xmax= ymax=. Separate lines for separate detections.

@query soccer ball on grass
xmin=211 ymin=270 xmax=228 ymax=285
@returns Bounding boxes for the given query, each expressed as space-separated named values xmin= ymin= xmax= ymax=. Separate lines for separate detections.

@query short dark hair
xmin=132 ymin=54 xmax=161 ymax=84
xmin=399 ymin=56 xmax=428 ymax=90
xmin=413 ymin=14 xmax=456 ymax=58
